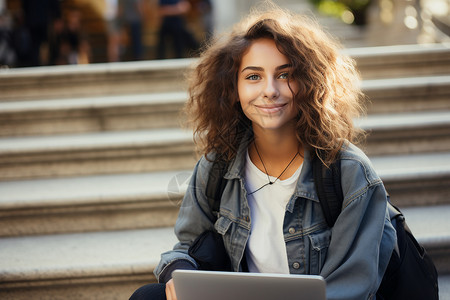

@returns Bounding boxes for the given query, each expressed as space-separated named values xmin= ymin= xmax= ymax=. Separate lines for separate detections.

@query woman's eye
xmin=278 ymin=72 xmax=289 ymax=79
xmin=246 ymin=74 xmax=260 ymax=80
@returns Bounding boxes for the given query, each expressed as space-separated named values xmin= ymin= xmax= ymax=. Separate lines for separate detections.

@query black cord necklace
xmin=248 ymin=142 xmax=299 ymax=196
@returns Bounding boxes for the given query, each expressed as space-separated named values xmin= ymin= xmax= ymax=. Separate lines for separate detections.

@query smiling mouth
xmin=255 ymin=103 xmax=287 ymax=114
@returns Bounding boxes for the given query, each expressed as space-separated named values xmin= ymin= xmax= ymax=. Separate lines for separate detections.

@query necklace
xmin=248 ymin=142 xmax=299 ymax=196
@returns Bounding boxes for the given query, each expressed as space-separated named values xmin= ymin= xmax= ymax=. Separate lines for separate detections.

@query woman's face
xmin=237 ymin=38 xmax=299 ymax=133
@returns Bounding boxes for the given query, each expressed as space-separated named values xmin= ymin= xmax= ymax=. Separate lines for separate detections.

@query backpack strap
xmin=312 ymin=153 xmax=344 ymax=228
xmin=205 ymin=158 xmax=228 ymax=218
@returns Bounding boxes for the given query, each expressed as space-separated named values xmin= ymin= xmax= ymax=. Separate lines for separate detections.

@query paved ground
xmin=439 ymin=274 xmax=450 ymax=299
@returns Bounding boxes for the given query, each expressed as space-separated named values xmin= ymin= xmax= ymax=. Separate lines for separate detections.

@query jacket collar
xmin=287 ymin=148 xmax=320 ymax=212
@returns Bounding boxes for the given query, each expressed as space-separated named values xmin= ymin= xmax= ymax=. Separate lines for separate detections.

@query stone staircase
xmin=1 ymin=43 xmax=450 ymax=299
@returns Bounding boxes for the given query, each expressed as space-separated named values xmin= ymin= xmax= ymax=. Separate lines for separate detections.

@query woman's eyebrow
xmin=241 ymin=66 xmax=263 ymax=73
xmin=276 ymin=64 xmax=292 ymax=71
xmin=241 ymin=64 xmax=292 ymax=73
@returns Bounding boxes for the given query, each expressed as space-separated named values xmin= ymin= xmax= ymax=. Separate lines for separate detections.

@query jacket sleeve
xmin=154 ymin=156 xmax=217 ymax=283
xmin=320 ymin=158 xmax=397 ymax=300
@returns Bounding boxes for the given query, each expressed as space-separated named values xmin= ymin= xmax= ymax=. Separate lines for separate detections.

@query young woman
xmin=130 ymin=5 xmax=396 ymax=300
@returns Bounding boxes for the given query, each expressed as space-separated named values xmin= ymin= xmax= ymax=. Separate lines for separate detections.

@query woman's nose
xmin=263 ymin=78 xmax=280 ymax=100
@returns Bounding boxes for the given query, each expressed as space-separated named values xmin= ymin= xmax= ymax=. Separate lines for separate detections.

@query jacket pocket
xmin=308 ymin=229 xmax=332 ymax=274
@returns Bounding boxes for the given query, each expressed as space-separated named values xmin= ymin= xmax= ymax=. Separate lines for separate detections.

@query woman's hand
xmin=165 ymin=278 xmax=178 ymax=300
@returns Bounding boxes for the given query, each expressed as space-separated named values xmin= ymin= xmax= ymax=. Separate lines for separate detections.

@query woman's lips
xmin=255 ymin=103 xmax=287 ymax=114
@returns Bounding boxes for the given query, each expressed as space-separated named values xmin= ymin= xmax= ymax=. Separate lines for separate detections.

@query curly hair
xmin=184 ymin=4 xmax=365 ymax=165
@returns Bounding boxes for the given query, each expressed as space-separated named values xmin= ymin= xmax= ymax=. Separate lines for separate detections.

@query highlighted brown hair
xmin=184 ymin=5 xmax=365 ymax=165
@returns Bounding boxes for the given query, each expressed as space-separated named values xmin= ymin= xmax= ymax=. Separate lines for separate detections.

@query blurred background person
xmin=196 ymin=0 xmax=213 ymax=42
xmin=20 ymin=0 xmax=61 ymax=66
xmin=121 ymin=0 xmax=144 ymax=61
xmin=0 ymin=0 xmax=16 ymax=67
xmin=104 ymin=0 xmax=121 ymax=62
xmin=157 ymin=0 xmax=199 ymax=59
xmin=48 ymin=8 xmax=91 ymax=65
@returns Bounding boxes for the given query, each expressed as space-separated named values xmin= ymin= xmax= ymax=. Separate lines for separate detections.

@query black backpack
xmin=198 ymin=155 xmax=439 ymax=300
xmin=311 ymin=155 xmax=439 ymax=300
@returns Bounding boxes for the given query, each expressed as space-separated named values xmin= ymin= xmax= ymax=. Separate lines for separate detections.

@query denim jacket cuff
xmin=158 ymin=259 xmax=198 ymax=283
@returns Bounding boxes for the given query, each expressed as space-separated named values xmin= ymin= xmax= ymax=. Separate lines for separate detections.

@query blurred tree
xmin=310 ymin=0 xmax=372 ymax=26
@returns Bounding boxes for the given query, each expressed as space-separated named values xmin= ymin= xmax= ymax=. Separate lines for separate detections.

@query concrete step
xmin=0 ymin=59 xmax=194 ymax=102
xmin=0 ymin=128 xmax=197 ymax=181
xmin=0 ymin=204 xmax=449 ymax=300
xmin=357 ymin=110 xmax=450 ymax=156
xmin=371 ymin=152 xmax=450 ymax=208
xmin=362 ymin=75 xmax=450 ymax=114
xmin=399 ymin=205 xmax=450 ymax=276
xmin=0 ymin=227 xmax=178 ymax=300
xmin=0 ymin=109 xmax=449 ymax=181
xmin=344 ymin=43 xmax=450 ymax=80
xmin=1 ymin=45 xmax=448 ymax=102
xmin=0 ymin=171 xmax=185 ymax=236
xmin=440 ymin=274 xmax=450 ymax=300
xmin=1 ymin=152 xmax=449 ymax=237
xmin=1 ymin=108 xmax=449 ymax=180
xmin=1 ymin=75 xmax=449 ymax=138
xmin=0 ymin=92 xmax=188 ymax=137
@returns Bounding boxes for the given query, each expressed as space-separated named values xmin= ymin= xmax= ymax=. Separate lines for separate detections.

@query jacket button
xmin=288 ymin=227 xmax=296 ymax=234
xmin=292 ymin=262 xmax=300 ymax=269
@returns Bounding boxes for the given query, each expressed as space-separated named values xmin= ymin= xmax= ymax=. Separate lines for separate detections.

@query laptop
xmin=172 ymin=270 xmax=326 ymax=300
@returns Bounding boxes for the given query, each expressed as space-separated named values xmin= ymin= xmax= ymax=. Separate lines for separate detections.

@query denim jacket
xmin=155 ymin=136 xmax=396 ymax=300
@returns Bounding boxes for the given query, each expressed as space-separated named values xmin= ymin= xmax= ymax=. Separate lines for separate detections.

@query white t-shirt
xmin=244 ymin=150 xmax=302 ymax=274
